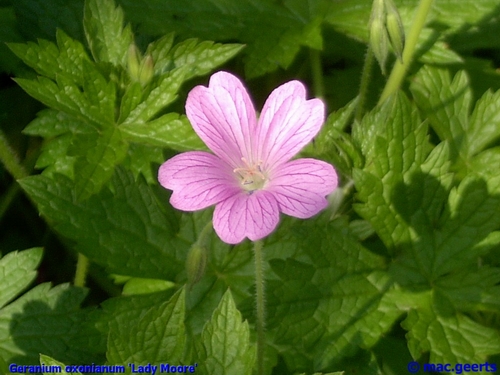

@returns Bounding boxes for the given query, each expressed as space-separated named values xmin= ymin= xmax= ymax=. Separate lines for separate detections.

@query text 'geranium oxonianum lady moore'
xmin=158 ymin=71 xmax=338 ymax=244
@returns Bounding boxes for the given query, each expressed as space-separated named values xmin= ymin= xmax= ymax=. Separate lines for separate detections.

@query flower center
xmin=233 ymin=157 xmax=267 ymax=192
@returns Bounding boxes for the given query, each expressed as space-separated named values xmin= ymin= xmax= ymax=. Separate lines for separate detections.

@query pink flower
xmin=158 ymin=71 xmax=338 ymax=244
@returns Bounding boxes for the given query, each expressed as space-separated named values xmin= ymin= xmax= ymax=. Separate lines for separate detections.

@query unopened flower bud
xmin=127 ymin=44 xmax=141 ymax=81
xmin=185 ymin=244 xmax=207 ymax=287
xmin=138 ymin=55 xmax=154 ymax=86
xmin=369 ymin=17 xmax=389 ymax=75
xmin=385 ymin=0 xmax=405 ymax=62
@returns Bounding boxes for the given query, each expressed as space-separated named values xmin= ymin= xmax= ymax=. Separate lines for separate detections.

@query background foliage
xmin=1 ymin=0 xmax=500 ymax=374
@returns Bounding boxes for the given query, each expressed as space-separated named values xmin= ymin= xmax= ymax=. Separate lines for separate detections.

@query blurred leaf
xmin=121 ymin=277 xmax=175 ymax=295
xmin=198 ymin=289 xmax=255 ymax=375
xmin=12 ymin=0 xmax=84 ymax=41
xmin=325 ymin=0 xmax=500 ymax=42
xmin=118 ymin=0 xmax=324 ymax=78
xmin=19 ymin=168 xmax=188 ymax=279
xmin=0 ymin=7 xmax=24 ymax=74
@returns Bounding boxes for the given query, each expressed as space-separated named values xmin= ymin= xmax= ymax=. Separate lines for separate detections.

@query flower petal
xmin=267 ymin=158 xmax=337 ymax=218
xmin=213 ymin=190 xmax=280 ymax=244
xmin=158 ymin=151 xmax=240 ymax=211
xmin=257 ymin=80 xmax=325 ymax=171
xmin=185 ymin=71 xmax=257 ymax=167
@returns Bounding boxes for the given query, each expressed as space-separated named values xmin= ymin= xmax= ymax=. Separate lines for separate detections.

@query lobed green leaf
xmin=402 ymin=291 xmax=500 ymax=364
xmin=8 ymin=29 xmax=90 ymax=84
xmin=83 ymin=0 xmax=133 ymax=66
xmin=410 ymin=66 xmax=471 ymax=160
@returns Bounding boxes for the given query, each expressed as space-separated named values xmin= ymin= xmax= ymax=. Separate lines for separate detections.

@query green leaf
xmin=23 ymin=109 xmax=95 ymax=179
xmin=302 ymin=98 xmax=362 ymax=176
xmin=433 ymin=175 xmax=500 ymax=275
xmin=402 ymin=290 xmax=500 ymax=364
xmin=121 ymin=113 xmax=206 ymax=151
xmin=325 ymin=0 xmax=500 ymax=42
xmin=148 ymin=35 xmax=244 ymax=80
xmin=122 ymin=143 xmax=165 ymax=184
xmin=8 ymin=29 xmax=90 ymax=83
xmin=107 ymin=288 xmax=186 ymax=365
xmin=81 ymin=59 xmax=116 ymax=125
xmin=410 ymin=66 xmax=471 ymax=160
xmin=118 ymin=81 xmax=143 ymax=122
xmin=198 ymin=289 xmax=255 ymax=375
xmin=468 ymin=89 xmax=500 ymax=156
xmin=119 ymin=0 xmax=324 ymax=78
xmin=121 ymin=277 xmax=175 ymax=295
xmin=19 ymin=169 xmax=187 ymax=279
xmin=436 ymin=267 xmax=500 ymax=312
xmin=180 ymin=211 xmax=255 ymax=336
xmin=11 ymin=0 xmax=84 ymax=42
xmin=14 ymin=75 xmax=107 ymax=128
xmin=122 ymin=67 xmax=187 ymax=124
xmin=0 ymin=7 xmax=25 ymax=74
xmin=73 ymin=126 xmax=128 ymax=200
xmin=83 ymin=0 xmax=133 ymax=66
xmin=0 ymin=248 xmax=42 ymax=309
xmin=39 ymin=355 xmax=81 ymax=375
xmin=0 ymin=283 xmax=101 ymax=365
xmin=353 ymin=92 xmax=430 ymax=253
xmin=469 ymin=147 xmax=500 ymax=193
xmin=263 ymin=216 xmax=399 ymax=372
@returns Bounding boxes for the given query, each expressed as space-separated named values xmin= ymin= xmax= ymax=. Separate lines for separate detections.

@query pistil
xmin=233 ymin=157 xmax=267 ymax=192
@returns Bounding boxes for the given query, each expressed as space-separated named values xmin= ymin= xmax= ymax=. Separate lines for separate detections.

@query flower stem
xmin=378 ymin=0 xmax=434 ymax=104
xmin=253 ymin=240 xmax=266 ymax=374
xmin=74 ymin=253 xmax=89 ymax=287
xmin=355 ymin=46 xmax=374 ymax=122
xmin=309 ymin=48 xmax=325 ymax=100
xmin=0 ymin=129 xmax=28 ymax=180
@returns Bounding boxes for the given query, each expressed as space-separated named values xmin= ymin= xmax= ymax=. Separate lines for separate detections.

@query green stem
xmin=355 ymin=46 xmax=374 ymax=122
xmin=378 ymin=0 xmax=434 ymax=104
xmin=0 ymin=129 xmax=28 ymax=180
xmin=74 ymin=253 xmax=89 ymax=287
xmin=309 ymin=48 xmax=325 ymax=100
xmin=253 ymin=240 xmax=266 ymax=375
